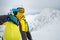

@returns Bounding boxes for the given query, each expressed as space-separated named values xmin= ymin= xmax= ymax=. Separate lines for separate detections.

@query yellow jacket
xmin=16 ymin=12 xmax=28 ymax=32
xmin=19 ymin=19 xmax=28 ymax=32
xmin=2 ymin=21 xmax=21 ymax=40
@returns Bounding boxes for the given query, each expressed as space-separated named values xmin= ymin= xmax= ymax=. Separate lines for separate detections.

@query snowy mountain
xmin=25 ymin=8 xmax=60 ymax=40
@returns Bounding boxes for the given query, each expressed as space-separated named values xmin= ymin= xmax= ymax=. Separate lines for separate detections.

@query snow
xmin=25 ymin=8 xmax=60 ymax=40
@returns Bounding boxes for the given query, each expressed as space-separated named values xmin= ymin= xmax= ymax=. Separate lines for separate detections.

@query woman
xmin=12 ymin=7 xmax=32 ymax=40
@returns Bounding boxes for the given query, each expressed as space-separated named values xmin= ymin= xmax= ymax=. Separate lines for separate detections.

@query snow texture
xmin=25 ymin=8 xmax=60 ymax=40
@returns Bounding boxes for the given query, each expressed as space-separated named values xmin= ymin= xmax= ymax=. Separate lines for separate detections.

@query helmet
xmin=11 ymin=8 xmax=19 ymax=15
xmin=12 ymin=8 xmax=19 ymax=12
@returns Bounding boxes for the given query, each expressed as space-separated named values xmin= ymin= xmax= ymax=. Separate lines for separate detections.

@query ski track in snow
xmin=25 ymin=8 xmax=60 ymax=40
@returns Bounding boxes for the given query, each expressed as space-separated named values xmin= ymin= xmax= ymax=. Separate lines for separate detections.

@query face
xmin=18 ymin=8 xmax=25 ymax=13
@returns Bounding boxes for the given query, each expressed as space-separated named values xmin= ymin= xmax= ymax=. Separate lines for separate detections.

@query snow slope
xmin=25 ymin=8 xmax=60 ymax=40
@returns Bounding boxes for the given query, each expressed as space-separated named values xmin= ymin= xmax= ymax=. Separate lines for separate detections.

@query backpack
xmin=0 ymin=15 xmax=8 ymax=25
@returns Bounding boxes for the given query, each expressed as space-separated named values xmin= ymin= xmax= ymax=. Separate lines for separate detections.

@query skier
xmin=12 ymin=7 xmax=32 ymax=40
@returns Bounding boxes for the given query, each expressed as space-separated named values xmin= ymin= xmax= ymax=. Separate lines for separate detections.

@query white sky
xmin=0 ymin=0 xmax=60 ymax=15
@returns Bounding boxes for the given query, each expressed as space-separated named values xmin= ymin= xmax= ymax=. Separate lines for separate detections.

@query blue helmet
xmin=12 ymin=8 xmax=19 ymax=12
